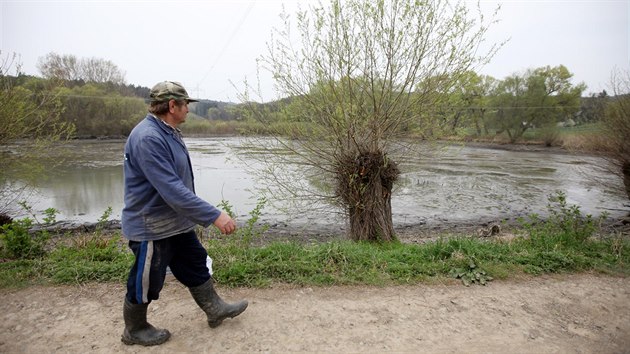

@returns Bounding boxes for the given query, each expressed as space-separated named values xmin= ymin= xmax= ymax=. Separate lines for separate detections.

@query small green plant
xmin=71 ymin=207 xmax=115 ymax=249
xmin=18 ymin=201 xmax=59 ymax=225
xmin=95 ymin=206 xmax=113 ymax=232
xmin=213 ymin=197 xmax=269 ymax=246
xmin=449 ymin=259 xmax=493 ymax=286
xmin=217 ymin=199 xmax=236 ymax=219
xmin=610 ymin=233 xmax=625 ymax=261
xmin=42 ymin=207 xmax=60 ymax=225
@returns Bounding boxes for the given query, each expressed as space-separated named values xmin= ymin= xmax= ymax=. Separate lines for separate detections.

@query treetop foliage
xmin=37 ymin=52 xmax=127 ymax=85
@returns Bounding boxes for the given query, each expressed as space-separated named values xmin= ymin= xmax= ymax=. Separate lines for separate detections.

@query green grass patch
xmin=1 ymin=194 xmax=628 ymax=288
xmin=41 ymin=239 xmax=133 ymax=283
xmin=206 ymin=232 xmax=629 ymax=287
xmin=0 ymin=231 xmax=627 ymax=288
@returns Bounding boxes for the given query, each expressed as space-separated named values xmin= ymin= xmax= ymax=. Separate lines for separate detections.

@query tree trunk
xmin=337 ymin=150 xmax=400 ymax=242
xmin=451 ymin=112 xmax=462 ymax=134
xmin=473 ymin=115 xmax=482 ymax=136
xmin=623 ymin=162 xmax=630 ymax=201
xmin=347 ymin=176 xmax=395 ymax=242
xmin=480 ymin=109 xmax=489 ymax=136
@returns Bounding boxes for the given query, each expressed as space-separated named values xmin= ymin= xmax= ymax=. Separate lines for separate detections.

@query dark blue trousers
xmin=125 ymin=230 xmax=211 ymax=304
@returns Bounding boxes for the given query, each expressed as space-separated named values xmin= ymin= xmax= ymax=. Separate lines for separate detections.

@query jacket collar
xmin=148 ymin=114 xmax=182 ymax=137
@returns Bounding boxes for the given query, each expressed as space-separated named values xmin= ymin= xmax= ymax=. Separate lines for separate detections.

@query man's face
xmin=170 ymin=100 xmax=189 ymax=125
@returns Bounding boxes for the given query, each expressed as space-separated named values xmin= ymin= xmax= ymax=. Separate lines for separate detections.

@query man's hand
xmin=214 ymin=211 xmax=237 ymax=235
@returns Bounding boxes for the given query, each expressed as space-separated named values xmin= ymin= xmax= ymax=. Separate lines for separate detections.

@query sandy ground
xmin=0 ymin=273 xmax=629 ymax=354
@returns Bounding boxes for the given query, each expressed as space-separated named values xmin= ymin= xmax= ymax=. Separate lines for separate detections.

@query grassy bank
xmin=205 ymin=233 xmax=628 ymax=287
xmin=1 ymin=227 xmax=627 ymax=289
xmin=1 ymin=194 xmax=628 ymax=288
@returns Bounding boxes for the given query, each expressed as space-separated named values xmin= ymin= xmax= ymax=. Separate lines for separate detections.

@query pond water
xmin=4 ymin=137 xmax=628 ymax=231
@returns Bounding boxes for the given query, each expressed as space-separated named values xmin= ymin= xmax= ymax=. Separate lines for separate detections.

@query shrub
xmin=520 ymin=191 xmax=604 ymax=249
xmin=0 ymin=204 xmax=58 ymax=259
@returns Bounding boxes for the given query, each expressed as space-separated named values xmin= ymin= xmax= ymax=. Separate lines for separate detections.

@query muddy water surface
xmin=6 ymin=138 xmax=627 ymax=231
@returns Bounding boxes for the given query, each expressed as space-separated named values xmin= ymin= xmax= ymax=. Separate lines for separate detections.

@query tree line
xmin=247 ymin=65 xmax=609 ymax=144
xmin=0 ymin=51 xmax=614 ymax=142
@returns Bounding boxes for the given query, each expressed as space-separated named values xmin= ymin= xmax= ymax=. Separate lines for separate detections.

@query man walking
xmin=120 ymin=81 xmax=247 ymax=346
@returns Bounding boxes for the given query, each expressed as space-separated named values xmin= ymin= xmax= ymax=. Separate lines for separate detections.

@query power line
xmin=195 ymin=0 xmax=256 ymax=95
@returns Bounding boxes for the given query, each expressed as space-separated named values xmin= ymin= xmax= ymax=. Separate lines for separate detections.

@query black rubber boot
xmin=121 ymin=299 xmax=171 ymax=346
xmin=189 ymin=278 xmax=248 ymax=328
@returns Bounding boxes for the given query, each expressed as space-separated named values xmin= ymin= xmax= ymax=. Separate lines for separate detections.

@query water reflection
xmin=5 ymin=138 xmax=628 ymax=229
xmin=37 ymin=166 xmax=124 ymax=220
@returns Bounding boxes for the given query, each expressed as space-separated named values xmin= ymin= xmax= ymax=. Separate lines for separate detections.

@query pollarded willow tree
xmin=248 ymin=0 xmax=500 ymax=242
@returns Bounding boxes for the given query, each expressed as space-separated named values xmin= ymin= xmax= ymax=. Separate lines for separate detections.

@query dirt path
xmin=1 ymin=274 xmax=628 ymax=353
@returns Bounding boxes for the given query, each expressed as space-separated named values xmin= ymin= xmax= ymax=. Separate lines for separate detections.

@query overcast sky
xmin=1 ymin=0 xmax=628 ymax=102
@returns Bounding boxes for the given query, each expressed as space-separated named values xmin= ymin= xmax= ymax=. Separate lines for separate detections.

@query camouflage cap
xmin=149 ymin=81 xmax=199 ymax=103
